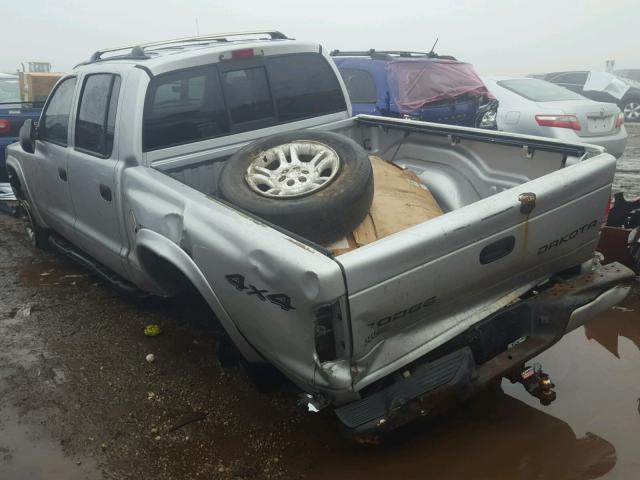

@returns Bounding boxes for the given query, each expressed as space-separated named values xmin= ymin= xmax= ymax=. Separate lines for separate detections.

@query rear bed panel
xmin=336 ymin=153 xmax=616 ymax=388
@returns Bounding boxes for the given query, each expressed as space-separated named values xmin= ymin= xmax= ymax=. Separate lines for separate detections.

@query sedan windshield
xmin=497 ymin=78 xmax=585 ymax=102
xmin=0 ymin=77 xmax=21 ymax=103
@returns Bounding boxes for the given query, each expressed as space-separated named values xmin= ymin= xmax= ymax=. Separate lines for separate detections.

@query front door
xmin=33 ymin=76 xmax=78 ymax=240
xmin=67 ymin=73 xmax=125 ymax=275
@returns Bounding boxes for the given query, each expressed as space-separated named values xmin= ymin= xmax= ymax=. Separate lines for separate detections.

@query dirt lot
xmin=1 ymin=125 xmax=639 ymax=480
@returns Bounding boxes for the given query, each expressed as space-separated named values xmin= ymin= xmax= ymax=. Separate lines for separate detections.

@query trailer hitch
xmin=512 ymin=363 xmax=556 ymax=406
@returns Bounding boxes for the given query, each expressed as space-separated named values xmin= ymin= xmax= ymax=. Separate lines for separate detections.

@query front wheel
xmin=622 ymin=98 xmax=640 ymax=122
xmin=20 ymin=199 xmax=49 ymax=250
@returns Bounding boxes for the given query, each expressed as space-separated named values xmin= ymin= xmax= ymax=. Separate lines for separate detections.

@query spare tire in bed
xmin=218 ymin=131 xmax=374 ymax=244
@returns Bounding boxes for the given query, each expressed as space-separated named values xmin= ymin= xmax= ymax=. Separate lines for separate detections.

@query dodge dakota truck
xmin=6 ymin=31 xmax=635 ymax=439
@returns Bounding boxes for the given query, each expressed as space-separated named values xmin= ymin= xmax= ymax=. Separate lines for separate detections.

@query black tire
xmin=218 ymin=131 xmax=374 ymax=244
xmin=622 ymin=98 xmax=640 ymax=122
xmin=630 ymin=243 xmax=640 ymax=274
xmin=20 ymin=199 xmax=49 ymax=250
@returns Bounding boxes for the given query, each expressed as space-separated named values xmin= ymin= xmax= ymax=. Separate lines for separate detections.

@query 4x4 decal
xmin=225 ymin=274 xmax=295 ymax=311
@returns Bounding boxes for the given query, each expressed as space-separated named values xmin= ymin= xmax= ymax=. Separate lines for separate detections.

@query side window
xmin=143 ymin=67 xmax=229 ymax=151
xmin=266 ymin=54 xmax=346 ymax=121
xmin=40 ymin=77 xmax=77 ymax=146
xmin=339 ymin=68 xmax=378 ymax=103
xmin=222 ymin=67 xmax=274 ymax=125
xmin=76 ymin=74 xmax=121 ymax=157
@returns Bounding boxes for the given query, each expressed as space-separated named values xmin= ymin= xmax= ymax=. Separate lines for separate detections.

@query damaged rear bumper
xmin=335 ymin=262 xmax=635 ymax=438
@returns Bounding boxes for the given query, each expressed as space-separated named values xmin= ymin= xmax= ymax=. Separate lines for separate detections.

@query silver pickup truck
xmin=5 ymin=31 xmax=635 ymax=439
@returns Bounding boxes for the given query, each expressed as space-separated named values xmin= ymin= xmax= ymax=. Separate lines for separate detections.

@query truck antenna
xmin=429 ymin=37 xmax=439 ymax=55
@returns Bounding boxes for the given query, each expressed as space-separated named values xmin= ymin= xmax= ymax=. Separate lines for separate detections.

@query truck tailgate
xmin=336 ymin=154 xmax=616 ymax=389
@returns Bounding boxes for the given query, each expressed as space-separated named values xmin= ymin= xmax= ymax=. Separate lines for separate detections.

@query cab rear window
xmin=222 ymin=67 xmax=275 ymax=125
xmin=143 ymin=67 xmax=229 ymax=151
xmin=266 ymin=53 xmax=346 ymax=121
xmin=143 ymin=53 xmax=346 ymax=151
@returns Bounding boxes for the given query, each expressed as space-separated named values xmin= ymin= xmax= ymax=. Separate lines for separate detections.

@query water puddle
xmin=0 ymin=406 xmax=101 ymax=480
xmin=18 ymin=258 xmax=91 ymax=288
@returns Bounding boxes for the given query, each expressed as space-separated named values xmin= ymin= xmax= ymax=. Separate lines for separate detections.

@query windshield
xmin=386 ymin=60 xmax=491 ymax=113
xmin=0 ymin=77 xmax=21 ymax=103
xmin=497 ymin=78 xmax=585 ymax=102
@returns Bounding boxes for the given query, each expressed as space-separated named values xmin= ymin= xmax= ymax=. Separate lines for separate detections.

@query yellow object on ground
xmin=144 ymin=324 xmax=161 ymax=337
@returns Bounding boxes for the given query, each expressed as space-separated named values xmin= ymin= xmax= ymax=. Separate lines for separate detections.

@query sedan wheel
xmin=623 ymin=100 xmax=640 ymax=122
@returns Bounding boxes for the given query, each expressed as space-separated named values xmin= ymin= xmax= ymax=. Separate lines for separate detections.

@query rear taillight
xmin=314 ymin=301 xmax=347 ymax=362
xmin=603 ymin=194 xmax=614 ymax=228
xmin=231 ymin=48 xmax=255 ymax=60
xmin=219 ymin=48 xmax=260 ymax=61
xmin=535 ymin=114 xmax=581 ymax=131
xmin=0 ymin=119 xmax=10 ymax=135
xmin=615 ymin=112 xmax=624 ymax=128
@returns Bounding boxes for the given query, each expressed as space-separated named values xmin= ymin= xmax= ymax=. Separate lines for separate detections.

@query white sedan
xmin=484 ymin=76 xmax=628 ymax=158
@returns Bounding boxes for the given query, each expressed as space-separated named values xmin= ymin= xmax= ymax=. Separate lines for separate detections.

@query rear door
xmin=67 ymin=72 xmax=125 ymax=274
xmin=33 ymin=76 xmax=78 ymax=239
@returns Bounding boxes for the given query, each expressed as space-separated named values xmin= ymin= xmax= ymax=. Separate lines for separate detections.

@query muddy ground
xmin=1 ymin=124 xmax=639 ymax=480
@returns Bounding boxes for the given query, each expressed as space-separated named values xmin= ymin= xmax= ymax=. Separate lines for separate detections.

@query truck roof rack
xmin=84 ymin=30 xmax=289 ymax=64
xmin=330 ymin=49 xmax=457 ymax=61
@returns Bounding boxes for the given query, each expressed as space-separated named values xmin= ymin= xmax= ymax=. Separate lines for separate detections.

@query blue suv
xmin=332 ymin=50 xmax=498 ymax=129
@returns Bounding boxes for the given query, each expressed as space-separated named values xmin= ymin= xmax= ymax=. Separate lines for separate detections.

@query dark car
xmin=331 ymin=50 xmax=498 ymax=129
xmin=538 ymin=70 xmax=640 ymax=122
xmin=615 ymin=69 xmax=640 ymax=84
xmin=0 ymin=74 xmax=45 ymax=183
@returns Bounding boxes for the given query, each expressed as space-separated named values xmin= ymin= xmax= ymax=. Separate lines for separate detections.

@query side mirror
xmin=19 ymin=119 xmax=36 ymax=154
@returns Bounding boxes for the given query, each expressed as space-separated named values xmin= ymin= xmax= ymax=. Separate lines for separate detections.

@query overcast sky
xmin=3 ymin=0 xmax=638 ymax=75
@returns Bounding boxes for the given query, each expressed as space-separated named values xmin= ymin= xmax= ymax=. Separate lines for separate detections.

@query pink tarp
xmin=386 ymin=60 xmax=492 ymax=113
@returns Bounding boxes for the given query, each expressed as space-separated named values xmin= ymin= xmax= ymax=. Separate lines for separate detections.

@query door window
xmin=40 ymin=77 xmax=77 ymax=146
xmin=75 ymin=74 xmax=121 ymax=157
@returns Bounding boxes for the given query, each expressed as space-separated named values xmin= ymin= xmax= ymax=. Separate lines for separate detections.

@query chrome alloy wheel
xmin=623 ymin=101 xmax=640 ymax=121
xmin=245 ymin=141 xmax=341 ymax=198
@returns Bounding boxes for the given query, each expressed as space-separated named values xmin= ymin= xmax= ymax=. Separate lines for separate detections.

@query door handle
xmin=99 ymin=184 xmax=112 ymax=202
xmin=480 ymin=236 xmax=515 ymax=265
xmin=58 ymin=168 xmax=67 ymax=182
